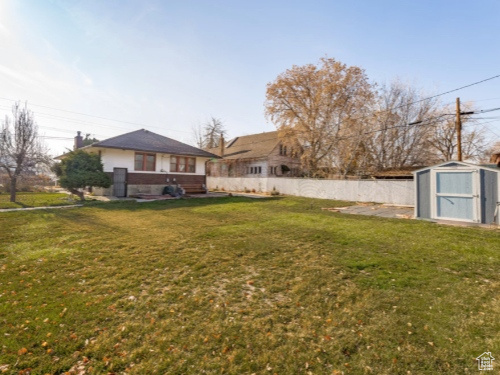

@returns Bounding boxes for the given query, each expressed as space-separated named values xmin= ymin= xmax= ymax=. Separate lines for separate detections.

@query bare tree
xmin=191 ymin=117 xmax=226 ymax=149
xmin=366 ymin=81 xmax=442 ymax=172
xmin=428 ymin=103 xmax=487 ymax=162
xmin=265 ymin=57 xmax=374 ymax=177
xmin=203 ymin=117 xmax=226 ymax=149
xmin=191 ymin=123 xmax=205 ymax=149
xmin=0 ymin=103 xmax=50 ymax=202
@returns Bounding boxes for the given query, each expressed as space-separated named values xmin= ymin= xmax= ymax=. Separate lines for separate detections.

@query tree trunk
xmin=10 ymin=177 xmax=16 ymax=202
xmin=69 ymin=188 xmax=85 ymax=201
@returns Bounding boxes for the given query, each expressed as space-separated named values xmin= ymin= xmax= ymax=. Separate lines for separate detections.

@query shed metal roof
xmin=413 ymin=161 xmax=500 ymax=174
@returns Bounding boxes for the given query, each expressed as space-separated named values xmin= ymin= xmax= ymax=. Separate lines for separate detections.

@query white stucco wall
xmin=207 ymin=177 xmax=415 ymax=205
xmin=91 ymin=148 xmax=207 ymax=175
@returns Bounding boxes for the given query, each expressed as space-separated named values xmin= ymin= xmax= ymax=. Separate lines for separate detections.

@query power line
xmin=0 ymin=99 xmax=193 ymax=134
xmin=476 ymin=107 xmax=500 ymax=114
xmin=1 ymin=73 xmax=499 ymax=137
xmin=417 ymin=75 xmax=500 ymax=102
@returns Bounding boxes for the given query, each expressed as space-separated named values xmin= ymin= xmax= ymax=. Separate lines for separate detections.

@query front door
xmin=113 ymin=168 xmax=127 ymax=197
xmin=432 ymin=169 xmax=479 ymax=222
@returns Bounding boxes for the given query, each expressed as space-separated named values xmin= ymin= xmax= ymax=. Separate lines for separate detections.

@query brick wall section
xmin=112 ymin=172 xmax=206 ymax=186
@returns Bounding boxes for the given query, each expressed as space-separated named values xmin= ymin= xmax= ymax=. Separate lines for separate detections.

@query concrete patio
xmin=323 ymin=203 xmax=414 ymax=219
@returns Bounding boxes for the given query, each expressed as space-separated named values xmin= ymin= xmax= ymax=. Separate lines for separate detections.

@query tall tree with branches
xmin=0 ymin=103 xmax=50 ymax=202
xmin=203 ymin=117 xmax=226 ymax=149
xmin=265 ymin=57 xmax=374 ymax=177
xmin=365 ymin=81 xmax=442 ymax=171
xmin=428 ymin=102 xmax=486 ymax=162
xmin=192 ymin=117 xmax=227 ymax=149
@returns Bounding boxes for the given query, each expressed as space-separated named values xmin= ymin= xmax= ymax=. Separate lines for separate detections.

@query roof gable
xmin=413 ymin=161 xmax=500 ymax=174
xmin=208 ymin=131 xmax=280 ymax=160
xmin=92 ymin=129 xmax=218 ymax=158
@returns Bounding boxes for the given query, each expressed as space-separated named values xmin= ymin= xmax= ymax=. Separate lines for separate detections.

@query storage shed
xmin=414 ymin=161 xmax=500 ymax=224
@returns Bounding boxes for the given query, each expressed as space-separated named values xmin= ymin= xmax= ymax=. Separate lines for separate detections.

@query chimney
xmin=219 ymin=135 xmax=225 ymax=157
xmin=74 ymin=131 xmax=83 ymax=150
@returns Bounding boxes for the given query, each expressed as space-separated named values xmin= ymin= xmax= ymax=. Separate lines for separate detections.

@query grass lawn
xmin=0 ymin=192 xmax=77 ymax=209
xmin=0 ymin=197 xmax=498 ymax=374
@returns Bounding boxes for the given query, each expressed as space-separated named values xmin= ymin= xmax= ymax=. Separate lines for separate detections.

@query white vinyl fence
xmin=207 ymin=177 xmax=415 ymax=206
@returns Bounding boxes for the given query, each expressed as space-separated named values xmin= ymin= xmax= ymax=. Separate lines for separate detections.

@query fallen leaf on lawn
xmin=60 ymin=307 xmax=68 ymax=317
xmin=428 ymin=342 xmax=434 ymax=347
xmin=41 ymin=342 xmax=48 ymax=347
xmin=18 ymin=348 xmax=28 ymax=355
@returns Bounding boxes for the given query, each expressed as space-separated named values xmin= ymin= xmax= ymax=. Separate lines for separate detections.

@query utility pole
xmin=456 ymin=97 xmax=462 ymax=161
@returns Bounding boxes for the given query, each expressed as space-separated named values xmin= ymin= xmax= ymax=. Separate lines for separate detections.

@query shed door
xmin=433 ymin=170 xmax=479 ymax=222
xmin=113 ymin=168 xmax=127 ymax=197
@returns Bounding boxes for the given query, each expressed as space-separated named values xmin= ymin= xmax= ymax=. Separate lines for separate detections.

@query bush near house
xmin=0 ymin=197 xmax=498 ymax=374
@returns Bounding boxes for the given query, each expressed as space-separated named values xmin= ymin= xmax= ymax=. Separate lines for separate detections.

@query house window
xmin=279 ymin=145 xmax=287 ymax=156
xmin=135 ymin=152 xmax=156 ymax=171
xmin=170 ymin=156 xmax=196 ymax=173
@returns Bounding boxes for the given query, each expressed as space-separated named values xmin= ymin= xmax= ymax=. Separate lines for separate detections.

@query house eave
xmin=54 ymin=145 xmax=220 ymax=161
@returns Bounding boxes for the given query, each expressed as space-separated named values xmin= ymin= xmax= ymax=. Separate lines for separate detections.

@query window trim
xmin=279 ymin=144 xmax=287 ymax=156
xmin=170 ymin=155 xmax=196 ymax=173
xmin=134 ymin=152 xmax=156 ymax=171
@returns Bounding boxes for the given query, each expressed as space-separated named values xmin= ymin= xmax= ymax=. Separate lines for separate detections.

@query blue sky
xmin=0 ymin=0 xmax=499 ymax=155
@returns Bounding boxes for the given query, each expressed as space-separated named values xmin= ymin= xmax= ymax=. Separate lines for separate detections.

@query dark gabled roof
xmin=207 ymin=131 xmax=279 ymax=160
xmin=90 ymin=129 xmax=219 ymax=158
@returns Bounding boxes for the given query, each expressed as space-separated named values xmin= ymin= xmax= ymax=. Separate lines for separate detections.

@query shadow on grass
xmin=81 ymin=195 xmax=281 ymax=212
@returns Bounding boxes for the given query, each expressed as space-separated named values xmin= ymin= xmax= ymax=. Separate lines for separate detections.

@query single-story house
xmin=414 ymin=161 xmax=500 ymax=224
xmin=57 ymin=129 xmax=219 ymax=197
xmin=206 ymin=131 xmax=302 ymax=177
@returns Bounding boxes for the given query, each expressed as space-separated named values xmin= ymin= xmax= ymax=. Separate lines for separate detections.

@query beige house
xmin=57 ymin=130 xmax=218 ymax=197
xmin=206 ymin=131 xmax=302 ymax=177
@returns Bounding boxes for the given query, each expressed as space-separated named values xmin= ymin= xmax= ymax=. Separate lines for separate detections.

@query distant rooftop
xmin=208 ymin=131 xmax=280 ymax=160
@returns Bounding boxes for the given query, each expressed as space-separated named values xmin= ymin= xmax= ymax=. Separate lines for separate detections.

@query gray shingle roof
xmin=91 ymin=129 xmax=219 ymax=158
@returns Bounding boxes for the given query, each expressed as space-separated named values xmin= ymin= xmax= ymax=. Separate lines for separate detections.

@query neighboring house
xmin=206 ymin=131 xmax=302 ymax=177
xmin=57 ymin=129 xmax=219 ymax=197
xmin=490 ymin=148 xmax=500 ymax=166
